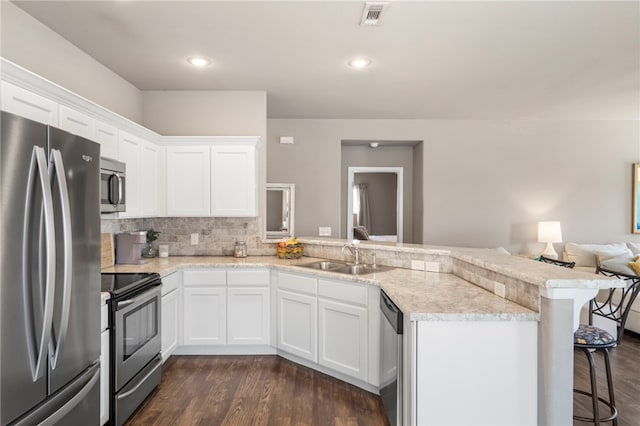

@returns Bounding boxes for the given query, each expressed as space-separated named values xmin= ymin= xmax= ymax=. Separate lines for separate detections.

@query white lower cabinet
xmin=277 ymin=289 xmax=318 ymax=362
xmin=227 ymin=287 xmax=270 ymax=345
xmin=161 ymin=289 xmax=179 ymax=360
xmin=318 ymin=299 xmax=367 ymax=381
xmin=182 ymin=286 xmax=227 ymax=345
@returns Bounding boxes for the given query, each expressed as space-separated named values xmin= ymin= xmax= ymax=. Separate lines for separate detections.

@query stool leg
xmin=603 ymin=348 xmax=618 ymax=426
xmin=583 ymin=348 xmax=601 ymax=426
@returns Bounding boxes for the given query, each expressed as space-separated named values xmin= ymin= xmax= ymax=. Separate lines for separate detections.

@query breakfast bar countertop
xmin=102 ymin=255 xmax=539 ymax=322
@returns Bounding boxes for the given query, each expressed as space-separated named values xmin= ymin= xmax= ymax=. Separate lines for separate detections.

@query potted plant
xmin=142 ymin=228 xmax=161 ymax=258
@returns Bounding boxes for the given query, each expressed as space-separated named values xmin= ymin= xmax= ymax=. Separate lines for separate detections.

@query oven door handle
xmin=116 ymin=286 xmax=161 ymax=312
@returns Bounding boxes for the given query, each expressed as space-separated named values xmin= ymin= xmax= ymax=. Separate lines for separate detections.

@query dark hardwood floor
xmin=125 ymin=355 xmax=389 ymax=426
xmin=574 ymin=331 xmax=640 ymax=426
xmin=125 ymin=333 xmax=640 ymax=426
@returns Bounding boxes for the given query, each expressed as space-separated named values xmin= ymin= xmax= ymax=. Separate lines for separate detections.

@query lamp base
xmin=541 ymin=242 xmax=558 ymax=260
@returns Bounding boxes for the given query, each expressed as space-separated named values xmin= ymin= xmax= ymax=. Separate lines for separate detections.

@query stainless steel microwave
xmin=100 ymin=157 xmax=126 ymax=213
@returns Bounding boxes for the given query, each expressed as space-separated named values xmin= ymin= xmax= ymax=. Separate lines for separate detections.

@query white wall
xmin=267 ymin=119 xmax=640 ymax=253
xmin=0 ymin=2 xmax=143 ymax=123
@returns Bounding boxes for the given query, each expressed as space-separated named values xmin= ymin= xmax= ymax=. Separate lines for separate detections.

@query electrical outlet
xmin=319 ymin=227 xmax=332 ymax=237
xmin=191 ymin=233 xmax=199 ymax=245
xmin=494 ymin=282 xmax=506 ymax=298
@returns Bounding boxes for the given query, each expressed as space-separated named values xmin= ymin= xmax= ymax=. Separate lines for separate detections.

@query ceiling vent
xmin=360 ymin=2 xmax=389 ymax=26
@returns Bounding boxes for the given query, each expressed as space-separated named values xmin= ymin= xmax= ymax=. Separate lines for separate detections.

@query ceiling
xmin=12 ymin=1 xmax=640 ymax=120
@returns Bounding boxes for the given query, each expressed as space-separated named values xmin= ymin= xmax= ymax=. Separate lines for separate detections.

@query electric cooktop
xmin=101 ymin=272 xmax=161 ymax=297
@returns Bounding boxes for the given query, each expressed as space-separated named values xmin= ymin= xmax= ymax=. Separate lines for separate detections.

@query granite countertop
xmin=102 ymin=255 xmax=538 ymax=322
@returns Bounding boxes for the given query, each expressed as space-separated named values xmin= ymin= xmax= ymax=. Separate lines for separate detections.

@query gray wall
xmin=0 ymin=2 xmax=143 ymax=122
xmin=141 ymin=90 xmax=267 ymax=138
xmin=267 ymin=118 xmax=640 ymax=253
xmin=341 ymin=145 xmax=416 ymax=242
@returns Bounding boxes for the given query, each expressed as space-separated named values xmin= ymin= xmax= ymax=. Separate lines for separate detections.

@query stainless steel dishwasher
xmin=380 ymin=289 xmax=403 ymax=426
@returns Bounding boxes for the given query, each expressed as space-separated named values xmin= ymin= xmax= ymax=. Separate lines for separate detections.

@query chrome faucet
xmin=342 ymin=243 xmax=361 ymax=265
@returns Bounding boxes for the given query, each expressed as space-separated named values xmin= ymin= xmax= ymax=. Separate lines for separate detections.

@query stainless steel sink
xmin=302 ymin=261 xmax=392 ymax=275
xmin=303 ymin=260 xmax=347 ymax=271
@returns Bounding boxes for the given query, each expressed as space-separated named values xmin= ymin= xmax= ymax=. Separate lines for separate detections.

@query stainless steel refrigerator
xmin=1 ymin=111 xmax=101 ymax=425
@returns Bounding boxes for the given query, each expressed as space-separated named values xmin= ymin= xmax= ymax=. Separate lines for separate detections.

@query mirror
xmin=266 ymin=183 xmax=295 ymax=239
xmin=346 ymin=167 xmax=403 ymax=242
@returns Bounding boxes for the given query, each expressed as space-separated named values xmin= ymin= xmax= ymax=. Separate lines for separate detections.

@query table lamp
xmin=538 ymin=221 xmax=562 ymax=259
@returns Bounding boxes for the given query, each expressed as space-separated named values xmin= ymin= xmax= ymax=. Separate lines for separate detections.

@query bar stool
xmin=573 ymin=324 xmax=618 ymax=425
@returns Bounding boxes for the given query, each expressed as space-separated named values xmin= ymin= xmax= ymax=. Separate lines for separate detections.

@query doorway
xmin=347 ymin=167 xmax=404 ymax=242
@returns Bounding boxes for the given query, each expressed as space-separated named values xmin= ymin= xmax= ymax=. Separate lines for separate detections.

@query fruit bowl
xmin=277 ymin=242 xmax=303 ymax=259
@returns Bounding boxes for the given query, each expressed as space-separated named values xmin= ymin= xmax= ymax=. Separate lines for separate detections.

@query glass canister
xmin=233 ymin=241 xmax=247 ymax=258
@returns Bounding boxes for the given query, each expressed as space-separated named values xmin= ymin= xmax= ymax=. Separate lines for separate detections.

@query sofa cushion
xmin=627 ymin=242 xmax=640 ymax=255
xmin=564 ymin=243 xmax=629 ymax=267
xmin=598 ymin=253 xmax=637 ymax=276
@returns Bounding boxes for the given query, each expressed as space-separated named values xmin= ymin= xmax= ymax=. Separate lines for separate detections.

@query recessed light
xmin=348 ymin=58 xmax=371 ymax=69
xmin=369 ymin=142 xmax=379 ymax=148
xmin=187 ymin=57 xmax=211 ymax=67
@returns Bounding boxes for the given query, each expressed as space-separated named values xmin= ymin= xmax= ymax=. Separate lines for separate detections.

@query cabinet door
xmin=277 ymin=289 xmax=317 ymax=362
xmin=58 ymin=105 xmax=94 ymax=139
xmin=166 ymin=146 xmax=211 ymax=216
xmin=141 ymin=141 xmax=164 ymax=217
xmin=318 ymin=299 xmax=368 ymax=381
xmin=227 ymin=287 xmax=270 ymax=345
xmin=161 ymin=289 xmax=179 ymax=360
xmin=1 ymin=81 xmax=58 ymax=126
xmin=100 ymin=330 xmax=109 ymax=426
xmin=94 ymin=120 xmax=118 ymax=160
xmin=210 ymin=145 xmax=256 ymax=217
xmin=182 ymin=287 xmax=226 ymax=345
xmin=118 ymin=131 xmax=143 ymax=218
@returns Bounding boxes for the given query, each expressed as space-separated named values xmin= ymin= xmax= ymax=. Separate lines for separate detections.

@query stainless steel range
xmin=102 ymin=272 xmax=162 ymax=425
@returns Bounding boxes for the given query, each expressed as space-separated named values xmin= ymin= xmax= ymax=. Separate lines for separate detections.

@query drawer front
xmin=277 ymin=272 xmax=317 ymax=296
xmin=318 ymin=279 xmax=368 ymax=306
xmin=183 ymin=269 xmax=226 ymax=286
xmin=227 ymin=269 xmax=270 ymax=286
xmin=162 ymin=271 xmax=181 ymax=295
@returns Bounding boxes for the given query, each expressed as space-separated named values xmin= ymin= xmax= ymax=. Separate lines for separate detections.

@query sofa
xmin=562 ymin=242 xmax=640 ymax=335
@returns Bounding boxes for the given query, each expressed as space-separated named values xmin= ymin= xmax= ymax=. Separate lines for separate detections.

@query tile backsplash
xmin=101 ymin=217 xmax=276 ymax=256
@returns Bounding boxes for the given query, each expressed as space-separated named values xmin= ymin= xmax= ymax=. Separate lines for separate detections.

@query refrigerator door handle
xmin=22 ymin=145 xmax=56 ymax=382
xmin=48 ymin=149 xmax=73 ymax=370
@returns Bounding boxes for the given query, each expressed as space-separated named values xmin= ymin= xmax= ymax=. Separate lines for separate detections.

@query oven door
xmin=114 ymin=286 xmax=161 ymax=391
xmin=100 ymin=169 xmax=126 ymax=213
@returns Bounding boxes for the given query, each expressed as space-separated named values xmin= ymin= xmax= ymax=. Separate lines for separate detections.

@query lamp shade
xmin=538 ymin=221 xmax=562 ymax=243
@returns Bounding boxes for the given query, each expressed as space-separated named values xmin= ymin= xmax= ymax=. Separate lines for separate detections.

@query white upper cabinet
xmin=93 ymin=120 xmax=119 ymax=160
xmin=118 ymin=131 xmax=143 ymax=218
xmin=141 ymin=140 xmax=165 ymax=217
xmin=1 ymin=80 xmax=58 ymax=126
xmin=58 ymin=105 xmax=94 ymax=139
xmin=211 ymin=144 xmax=256 ymax=217
xmin=164 ymin=139 xmax=258 ymax=218
xmin=166 ymin=145 xmax=211 ymax=217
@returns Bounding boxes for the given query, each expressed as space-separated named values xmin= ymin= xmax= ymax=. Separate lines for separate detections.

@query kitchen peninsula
xmin=102 ymin=239 xmax=623 ymax=425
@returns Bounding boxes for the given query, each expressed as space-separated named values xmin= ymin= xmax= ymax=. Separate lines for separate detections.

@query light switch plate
xmin=191 ymin=233 xmax=199 ymax=245
xmin=319 ymin=227 xmax=332 ymax=237
xmin=494 ymin=282 xmax=506 ymax=298
xmin=280 ymin=136 xmax=294 ymax=144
